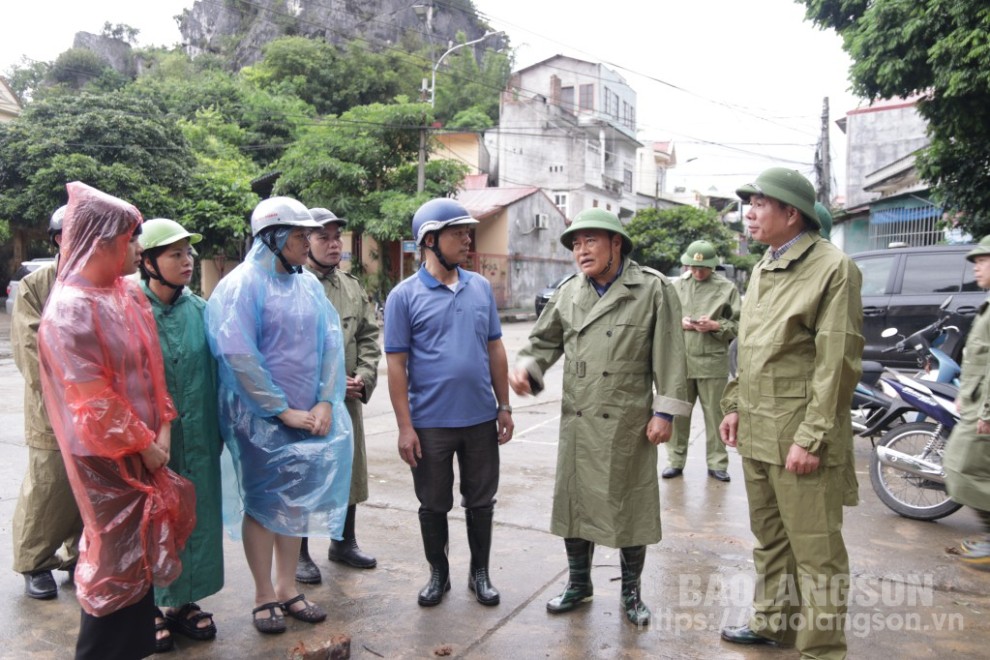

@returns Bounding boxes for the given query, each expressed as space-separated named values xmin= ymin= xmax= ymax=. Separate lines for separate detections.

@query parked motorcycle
xmin=869 ymin=371 xmax=961 ymax=521
xmin=852 ymin=297 xmax=962 ymax=439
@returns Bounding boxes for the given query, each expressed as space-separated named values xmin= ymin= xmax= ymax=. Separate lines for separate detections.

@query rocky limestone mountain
xmin=177 ymin=0 xmax=489 ymax=70
xmin=72 ymin=32 xmax=136 ymax=77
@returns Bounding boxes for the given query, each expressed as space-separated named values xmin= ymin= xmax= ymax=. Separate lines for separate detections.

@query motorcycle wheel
xmin=869 ymin=421 xmax=962 ymax=521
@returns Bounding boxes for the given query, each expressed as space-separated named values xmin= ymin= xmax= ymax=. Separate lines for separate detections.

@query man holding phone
xmin=663 ymin=240 xmax=741 ymax=482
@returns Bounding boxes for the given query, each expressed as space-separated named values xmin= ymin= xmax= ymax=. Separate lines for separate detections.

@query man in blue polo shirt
xmin=384 ymin=197 xmax=514 ymax=608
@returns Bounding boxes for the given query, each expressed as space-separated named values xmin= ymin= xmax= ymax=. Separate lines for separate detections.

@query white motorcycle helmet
xmin=251 ymin=197 xmax=320 ymax=236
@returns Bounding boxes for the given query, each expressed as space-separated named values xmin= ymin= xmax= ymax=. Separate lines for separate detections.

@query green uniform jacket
xmin=517 ymin=258 xmax=692 ymax=547
xmin=672 ymin=272 xmax=741 ymax=378
xmin=142 ymin=283 xmax=224 ymax=605
xmin=722 ymin=234 xmax=863 ymax=468
xmin=304 ymin=265 xmax=381 ymax=504
xmin=945 ymin=296 xmax=990 ymax=510
xmin=11 ymin=262 xmax=58 ymax=450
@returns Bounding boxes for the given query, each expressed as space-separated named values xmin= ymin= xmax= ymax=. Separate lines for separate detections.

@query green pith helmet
xmin=966 ymin=236 xmax=990 ymax=262
xmin=680 ymin=240 xmax=718 ymax=268
xmin=736 ymin=167 xmax=820 ymax=228
xmin=139 ymin=218 xmax=203 ymax=251
xmin=560 ymin=208 xmax=633 ymax=255
xmin=815 ymin=202 xmax=833 ymax=240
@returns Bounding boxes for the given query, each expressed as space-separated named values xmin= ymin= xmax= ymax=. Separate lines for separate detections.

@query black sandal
xmin=251 ymin=601 xmax=286 ymax=635
xmin=280 ymin=594 xmax=327 ymax=623
xmin=165 ymin=602 xmax=217 ymax=641
xmin=154 ymin=607 xmax=174 ymax=653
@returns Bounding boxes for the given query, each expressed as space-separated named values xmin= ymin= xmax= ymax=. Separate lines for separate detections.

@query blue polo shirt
xmin=384 ymin=265 xmax=502 ymax=428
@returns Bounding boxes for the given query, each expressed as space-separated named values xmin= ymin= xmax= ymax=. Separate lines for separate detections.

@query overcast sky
xmin=2 ymin=0 xmax=864 ymax=200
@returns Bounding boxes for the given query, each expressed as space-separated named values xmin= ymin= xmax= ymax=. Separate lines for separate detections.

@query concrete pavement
xmin=0 ymin=313 xmax=988 ymax=659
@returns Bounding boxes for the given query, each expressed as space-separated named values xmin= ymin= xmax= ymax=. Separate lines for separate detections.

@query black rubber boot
xmin=620 ymin=545 xmax=651 ymax=626
xmin=417 ymin=511 xmax=451 ymax=606
xmin=465 ymin=507 xmax=500 ymax=606
xmin=328 ymin=504 xmax=377 ymax=569
xmin=295 ymin=537 xmax=322 ymax=584
xmin=546 ymin=538 xmax=595 ymax=613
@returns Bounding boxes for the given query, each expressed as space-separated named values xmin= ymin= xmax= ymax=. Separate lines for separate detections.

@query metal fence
xmin=868 ymin=202 xmax=944 ymax=249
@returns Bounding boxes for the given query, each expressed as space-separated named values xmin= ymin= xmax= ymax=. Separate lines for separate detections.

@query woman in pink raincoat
xmin=38 ymin=182 xmax=195 ymax=660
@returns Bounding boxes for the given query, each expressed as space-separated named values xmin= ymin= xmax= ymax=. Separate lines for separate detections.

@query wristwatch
xmin=498 ymin=403 xmax=513 ymax=414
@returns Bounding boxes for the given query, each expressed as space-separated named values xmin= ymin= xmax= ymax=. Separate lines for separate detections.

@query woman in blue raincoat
xmin=206 ymin=197 xmax=353 ymax=635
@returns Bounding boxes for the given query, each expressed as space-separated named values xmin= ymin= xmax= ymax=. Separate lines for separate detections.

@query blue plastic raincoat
xmin=206 ymin=238 xmax=353 ymax=538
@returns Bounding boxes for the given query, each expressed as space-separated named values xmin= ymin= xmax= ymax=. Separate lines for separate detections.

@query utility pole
xmin=817 ymin=96 xmax=831 ymax=205
xmin=418 ymin=79 xmax=427 ymax=193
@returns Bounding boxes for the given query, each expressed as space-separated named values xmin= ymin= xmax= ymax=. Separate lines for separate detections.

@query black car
xmin=534 ymin=274 xmax=573 ymax=316
xmin=853 ymin=244 xmax=984 ymax=368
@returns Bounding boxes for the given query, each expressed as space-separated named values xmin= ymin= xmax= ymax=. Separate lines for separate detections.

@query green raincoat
xmin=11 ymin=262 xmax=82 ymax=573
xmin=304 ymin=265 xmax=381 ymax=504
xmin=517 ymin=258 xmax=691 ymax=548
xmin=945 ymin=297 xmax=990 ymax=510
xmin=722 ymin=234 xmax=863 ymax=468
xmin=142 ymin=283 xmax=224 ymax=606
xmin=12 ymin=263 xmax=59 ymax=451
xmin=672 ymin=272 xmax=740 ymax=379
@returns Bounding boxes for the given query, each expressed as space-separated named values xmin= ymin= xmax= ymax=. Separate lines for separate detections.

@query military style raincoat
xmin=945 ymin=298 xmax=990 ymax=510
xmin=722 ymin=234 xmax=863 ymax=469
xmin=206 ymin=240 xmax=353 ymax=539
xmin=11 ymin=261 xmax=84 ymax=574
xmin=517 ymin=258 xmax=691 ymax=548
xmin=142 ymin=282 xmax=225 ymax=606
xmin=304 ymin=265 xmax=381 ymax=505
xmin=12 ymin=263 xmax=58 ymax=450
xmin=38 ymin=182 xmax=195 ymax=616
xmin=672 ymin=272 xmax=740 ymax=379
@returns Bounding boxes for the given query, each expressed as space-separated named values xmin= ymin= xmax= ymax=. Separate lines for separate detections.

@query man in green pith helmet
xmin=945 ymin=236 xmax=990 ymax=567
xmin=508 ymin=207 xmax=691 ymax=628
xmin=295 ymin=208 xmax=382 ymax=584
xmin=663 ymin=240 xmax=740 ymax=483
xmin=718 ymin=167 xmax=862 ymax=659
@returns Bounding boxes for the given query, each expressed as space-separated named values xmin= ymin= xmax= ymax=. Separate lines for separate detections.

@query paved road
xmin=0 ymin=312 xmax=986 ymax=658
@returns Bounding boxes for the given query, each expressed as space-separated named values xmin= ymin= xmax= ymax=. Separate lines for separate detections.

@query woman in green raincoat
xmin=138 ymin=218 xmax=224 ymax=652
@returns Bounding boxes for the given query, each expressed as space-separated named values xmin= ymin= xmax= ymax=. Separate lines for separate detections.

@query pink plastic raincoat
xmin=38 ymin=182 xmax=195 ymax=617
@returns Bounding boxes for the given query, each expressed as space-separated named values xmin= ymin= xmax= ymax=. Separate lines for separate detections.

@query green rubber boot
xmin=546 ymin=538 xmax=594 ymax=613
xmin=620 ymin=546 xmax=651 ymax=627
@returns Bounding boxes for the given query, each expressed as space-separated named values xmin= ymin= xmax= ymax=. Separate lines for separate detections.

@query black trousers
xmin=75 ymin=586 xmax=155 ymax=660
xmin=412 ymin=420 xmax=499 ymax=513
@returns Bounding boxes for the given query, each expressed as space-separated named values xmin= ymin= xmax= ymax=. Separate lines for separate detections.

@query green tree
xmin=0 ymin=91 xmax=195 ymax=239
xmin=432 ymin=37 xmax=511 ymax=126
xmin=273 ymin=99 xmax=468 ymax=283
xmin=798 ymin=0 xmax=990 ymax=234
xmin=175 ymin=108 xmax=260 ymax=257
xmin=2 ymin=57 xmax=50 ymax=104
xmin=626 ymin=206 xmax=736 ymax=275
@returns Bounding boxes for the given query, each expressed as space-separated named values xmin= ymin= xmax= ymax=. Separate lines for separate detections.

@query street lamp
xmin=429 ymin=31 xmax=502 ymax=107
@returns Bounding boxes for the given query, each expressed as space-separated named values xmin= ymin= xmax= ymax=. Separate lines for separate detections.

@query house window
xmin=592 ymin=199 xmax=599 ymax=208
xmin=579 ymin=84 xmax=593 ymax=112
xmin=560 ymin=86 xmax=574 ymax=111
xmin=553 ymin=192 xmax=568 ymax=216
xmin=623 ymin=169 xmax=633 ymax=192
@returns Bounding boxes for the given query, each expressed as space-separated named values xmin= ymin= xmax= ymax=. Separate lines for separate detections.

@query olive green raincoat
xmin=722 ymin=235 xmax=863 ymax=469
xmin=945 ymin=297 xmax=990 ymax=510
xmin=517 ymin=258 xmax=691 ymax=548
xmin=11 ymin=262 xmax=83 ymax=573
xmin=142 ymin=283 xmax=224 ymax=606
xmin=672 ymin=273 xmax=740 ymax=379
xmin=304 ymin=266 xmax=381 ymax=504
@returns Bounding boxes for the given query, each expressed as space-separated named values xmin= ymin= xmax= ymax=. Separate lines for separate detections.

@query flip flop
xmin=251 ymin=601 xmax=286 ymax=634
xmin=165 ymin=602 xmax=217 ymax=641
xmin=280 ymin=594 xmax=327 ymax=623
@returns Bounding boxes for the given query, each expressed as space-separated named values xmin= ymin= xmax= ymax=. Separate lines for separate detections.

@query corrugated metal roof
xmin=457 ymin=187 xmax=540 ymax=220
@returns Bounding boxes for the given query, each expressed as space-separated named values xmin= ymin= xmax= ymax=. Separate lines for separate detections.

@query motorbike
xmin=868 ymin=370 xmax=960 ymax=520
xmin=852 ymin=296 xmax=962 ymax=439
